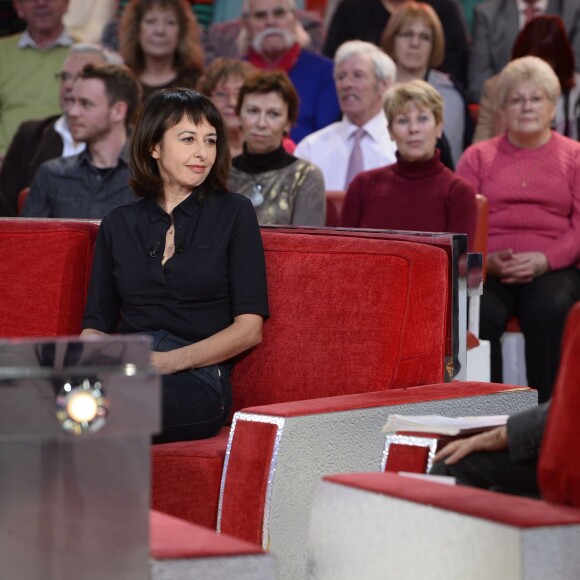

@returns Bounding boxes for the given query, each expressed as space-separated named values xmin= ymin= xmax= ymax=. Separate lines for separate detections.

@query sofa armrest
xmin=307 ymin=472 xmax=580 ymax=580
xmin=217 ymin=382 xmax=537 ymax=580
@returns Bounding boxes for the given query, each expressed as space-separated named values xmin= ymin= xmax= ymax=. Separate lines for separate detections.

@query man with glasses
xmin=0 ymin=0 xmax=74 ymax=159
xmin=21 ymin=62 xmax=140 ymax=218
xmin=241 ymin=0 xmax=340 ymax=142
xmin=0 ymin=43 xmax=118 ymax=216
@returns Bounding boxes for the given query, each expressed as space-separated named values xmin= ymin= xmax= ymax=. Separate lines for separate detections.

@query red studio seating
xmin=0 ymin=218 xmax=537 ymax=580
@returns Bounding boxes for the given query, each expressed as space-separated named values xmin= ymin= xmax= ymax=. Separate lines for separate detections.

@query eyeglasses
xmin=55 ymin=72 xmax=80 ymax=82
xmin=212 ymin=89 xmax=240 ymax=101
xmin=396 ymin=30 xmax=433 ymax=44
xmin=245 ymin=7 xmax=292 ymax=21
xmin=506 ymin=94 xmax=546 ymax=108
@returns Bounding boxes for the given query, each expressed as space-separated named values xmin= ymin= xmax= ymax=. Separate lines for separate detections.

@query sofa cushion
xmin=231 ymin=232 xmax=448 ymax=413
xmin=0 ymin=220 xmax=98 ymax=337
xmin=152 ymin=428 xmax=230 ymax=529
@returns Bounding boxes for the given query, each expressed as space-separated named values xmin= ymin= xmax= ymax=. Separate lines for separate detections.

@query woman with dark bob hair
xmin=119 ymin=0 xmax=204 ymax=100
xmin=81 ymin=89 xmax=269 ymax=444
xmin=228 ymin=70 xmax=326 ymax=226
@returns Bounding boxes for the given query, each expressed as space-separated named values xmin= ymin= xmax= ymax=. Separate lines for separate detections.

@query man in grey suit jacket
xmin=467 ymin=0 xmax=580 ymax=102
xmin=430 ymin=402 xmax=550 ymax=497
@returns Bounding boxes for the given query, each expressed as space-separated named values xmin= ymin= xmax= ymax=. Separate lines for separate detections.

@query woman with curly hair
xmin=119 ymin=0 xmax=204 ymax=100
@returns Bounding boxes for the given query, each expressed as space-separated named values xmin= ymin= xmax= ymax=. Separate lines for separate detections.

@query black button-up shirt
xmin=83 ymin=190 xmax=269 ymax=344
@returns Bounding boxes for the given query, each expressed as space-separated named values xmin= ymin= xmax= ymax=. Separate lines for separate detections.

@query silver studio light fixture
xmin=55 ymin=378 xmax=109 ymax=435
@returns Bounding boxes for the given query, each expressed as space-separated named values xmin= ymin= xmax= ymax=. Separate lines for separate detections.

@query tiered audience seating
xmin=306 ymin=303 xmax=580 ymax=580
xmin=0 ymin=218 xmax=537 ymax=580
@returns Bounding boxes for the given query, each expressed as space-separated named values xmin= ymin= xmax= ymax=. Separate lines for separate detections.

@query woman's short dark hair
xmin=235 ymin=70 xmax=300 ymax=126
xmin=512 ymin=14 xmax=575 ymax=92
xmin=130 ymin=88 xmax=231 ymax=199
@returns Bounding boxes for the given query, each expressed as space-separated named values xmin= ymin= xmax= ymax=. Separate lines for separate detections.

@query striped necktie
xmin=344 ymin=127 xmax=366 ymax=188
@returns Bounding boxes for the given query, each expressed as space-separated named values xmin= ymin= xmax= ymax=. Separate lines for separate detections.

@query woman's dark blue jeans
xmin=147 ymin=330 xmax=232 ymax=444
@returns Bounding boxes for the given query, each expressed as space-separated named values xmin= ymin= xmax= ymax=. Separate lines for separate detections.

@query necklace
xmin=249 ymin=178 xmax=265 ymax=207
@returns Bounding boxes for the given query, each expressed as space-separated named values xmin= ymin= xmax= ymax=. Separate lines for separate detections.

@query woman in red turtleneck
xmin=339 ymin=79 xmax=477 ymax=250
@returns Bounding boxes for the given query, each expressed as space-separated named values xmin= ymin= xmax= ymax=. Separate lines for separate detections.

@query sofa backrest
xmin=0 ymin=220 xmax=450 ymax=412
xmin=538 ymin=301 xmax=580 ymax=507
xmin=231 ymin=230 xmax=449 ymax=412
xmin=0 ymin=219 xmax=99 ymax=337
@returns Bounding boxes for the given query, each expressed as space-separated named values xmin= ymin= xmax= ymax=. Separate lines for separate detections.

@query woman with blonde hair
xmin=457 ymin=56 xmax=580 ymax=402
xmin=339 ymin=79 xmax=476 ymax=247
xmin=119 ymin=0 xmax=204 ymax=100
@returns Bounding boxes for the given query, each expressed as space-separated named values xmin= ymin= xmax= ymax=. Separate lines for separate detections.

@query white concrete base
xmin=221 ymin=388 xmax=537 ymax=580
xmin=502 ymin=331 xmax=528 ymax=386
xmin=307 ymin=478 xmax=580 ymax=580
xmin=466 ymin=340 xmax=491 ymax=382
xmin=151 ymin=554 xmax=278 ymax=580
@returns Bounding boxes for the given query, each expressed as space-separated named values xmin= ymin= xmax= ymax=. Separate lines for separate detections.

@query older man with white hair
xmin=294 ymin=40 xmax=397 ymax=190
xmin=241 ymin=0 xmax=340 ymax=142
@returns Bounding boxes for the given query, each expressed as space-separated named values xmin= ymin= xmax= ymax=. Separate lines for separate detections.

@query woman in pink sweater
xmin=458 ymin=56 xmax=580 ymax=402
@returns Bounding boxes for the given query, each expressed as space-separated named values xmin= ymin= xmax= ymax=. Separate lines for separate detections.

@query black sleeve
xmin=323 ymin=1 xmax=358 ymax=58
xmin=82 ymin=216 xmax=122 ymax=332
xmin=437 ymin=136 xmax=455 ymax=171
xmin=436 ymin=0 xmax=470 ymax=86
xmin=507 ymin=402 xmax=551 ymax=463
xmin=228 ymin=198 xmax=269 ymax=319
xmin=0 ymin=124 xmax=28 ymax=216
xmin=20 ymin=164 xmax=52 ymax=217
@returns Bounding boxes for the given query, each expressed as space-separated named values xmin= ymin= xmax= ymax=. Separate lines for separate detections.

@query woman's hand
xmin=487 ymin=250 xmax=549 ymax=283
xmin=150 ymin=350 xmax=183 ymax=375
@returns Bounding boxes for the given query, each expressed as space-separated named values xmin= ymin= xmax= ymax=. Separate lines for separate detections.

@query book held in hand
xmin=382 ymin=414 xmax=509 ymax=436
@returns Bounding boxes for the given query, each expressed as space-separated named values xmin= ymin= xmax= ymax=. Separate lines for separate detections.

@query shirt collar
xmin=18 ymin=28 xmax=74 ymax=50
xmin=515 ymin=0 xmax=548 ymax=14
xmin=76 ymin=143 xmax=130 ymax=168
xmin=147 ymin=189 xmax=202 ymax=223
xmin=342 ymin=109 xmax=389 ymax=142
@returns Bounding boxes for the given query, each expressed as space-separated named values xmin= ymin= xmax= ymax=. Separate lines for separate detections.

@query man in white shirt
xmin=294 ymin=40 xmax=397 ymax=191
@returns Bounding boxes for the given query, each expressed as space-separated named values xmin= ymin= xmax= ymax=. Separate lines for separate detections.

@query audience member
xmin=229 ymin=70 xmax=325 ymax=225
xmin=22 ymin=63 xmax=141 ymax=218
xmin=381 ymin=2 xmax=473 ymax=166
xmin=467 ymin=0 xmax=580 ymax=103
xmin=323 ymin=0 xmax=470 ymax=85
xmin=0 ymin=0 xmax=74 ymax=158
xmin=474 ymin=15 xmax=580 ymax=142
xmin=240 ymin=0 xmax=340 ymax=142
xmin=294 ymin=41 xmax=397 ymax=190
xmin=203 ymin=3 xmax=324 ymax=64
xmin=197 ymin=57 xmax=257 ymax=157
xmin=119 ymin=0 xmax=204 ymax=100
xmin=339 ymin=80 xmax=476 ymax=249
xmin=82 ymin=88 xmax=269 ymax=444
xmin=0 ymin=43 xmax=119 ymax=217
xmin=457 ymin=57 xmax=580 ymax=402
xmin=431 ymin=402 xmax=550 ymax=498
xmin=64 ymin=0 xmax=117 ymax=42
